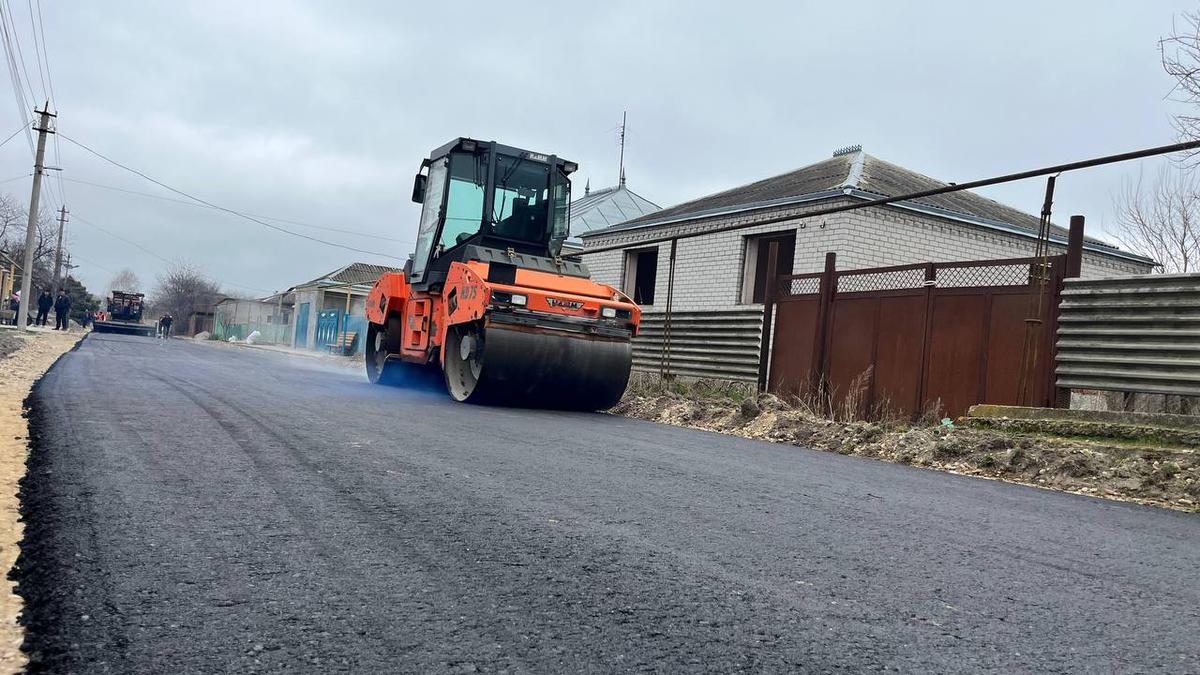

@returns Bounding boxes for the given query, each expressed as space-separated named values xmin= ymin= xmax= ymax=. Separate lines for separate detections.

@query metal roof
xmin=291 ymin=262 xmax=399 ymax=291
xmin=579 ymin=149 xmax=1148 ymax=263
xmin=568 ymin=184 xmax=661 ymax=238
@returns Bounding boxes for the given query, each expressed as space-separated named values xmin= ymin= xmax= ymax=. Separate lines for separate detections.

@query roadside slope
xmin=0 ymin=329 xmax=82 ymax=674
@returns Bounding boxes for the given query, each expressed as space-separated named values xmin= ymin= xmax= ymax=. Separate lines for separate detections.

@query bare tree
xmin=1112 ymin=163 xmax=1200 ymax=273
xmin=151 ymin=261 xmax=224 ymax=332
xmin=1162 ymin=12 xmax=1200 ymax=144
xmin=107 ymin=268 xmax=142 ymax=295
xmin=0 ymin=197 xmax=60 ymax=294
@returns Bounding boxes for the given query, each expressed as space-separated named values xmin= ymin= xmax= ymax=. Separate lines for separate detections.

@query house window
xmin=624 ymin=247 xmax=658 ymax=305
xmin=742 ymin=231 xmax=796 ymax=303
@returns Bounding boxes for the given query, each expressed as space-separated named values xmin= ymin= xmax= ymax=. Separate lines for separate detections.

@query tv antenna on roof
xmin=618 ymin=110 xmax=627 ymax=186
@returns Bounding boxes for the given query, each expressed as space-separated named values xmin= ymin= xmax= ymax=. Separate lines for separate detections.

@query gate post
xmin=812 ymin=252 xmax=837 ymax=397
xmin=757 ymin=240 xmax=781 ymax=392
xmin=1052 ymin=215 xmax=1086 ymax=407
xmin=915 ymin=262 xmax=937 ymax=410
xmin=1064 ymin=215 xmax=1084 ymax=279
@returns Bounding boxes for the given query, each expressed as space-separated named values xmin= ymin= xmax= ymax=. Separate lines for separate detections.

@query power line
xmin=66 ymin=252 xmax=114 ymax=275
xmin=32 ymin=0 xmax=48 ymax=102
xmin=59 ymin=133 xmax=406 ymax=261
xmin=0 ymin=120 xmax=26 ymax=148
xmin=60 ymin=176 xmax=413 ymax=244
xmin=1 ymin=1 xmax=36 ymax=109
xmin=0 ymin=2 xmax=32 ymax=154
xmin=71 ymin=213 xmax=274 ymax=294
xmin=23 ymin=0 xmax=44 ymax=102
xmin=29 ymin=0 xmax=59 ymax=203
xmin=73 ymin=213 xmax=170 ymax=264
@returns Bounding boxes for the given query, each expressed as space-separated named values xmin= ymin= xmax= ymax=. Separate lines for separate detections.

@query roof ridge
xmin=840 ymin=150 xmax=866 ymax=189
xmin=619 ymin=186 xmax=662 ymax=210
xmin=639 ymin=154 xmax=852 ymax=217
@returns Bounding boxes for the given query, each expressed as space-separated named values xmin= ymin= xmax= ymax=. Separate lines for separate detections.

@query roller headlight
xmin=510 ymin=294 xmax=527 ymax=306
xmin=601 ymin=307 xmax=617 ymax=318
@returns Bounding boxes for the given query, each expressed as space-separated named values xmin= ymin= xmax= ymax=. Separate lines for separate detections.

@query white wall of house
xmin=582 ymin=199 xmax=1151 ymax=313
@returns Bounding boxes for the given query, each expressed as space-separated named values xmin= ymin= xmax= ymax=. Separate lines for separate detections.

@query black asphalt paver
xmin=14 ymin=333 xmax=1200 ymax=673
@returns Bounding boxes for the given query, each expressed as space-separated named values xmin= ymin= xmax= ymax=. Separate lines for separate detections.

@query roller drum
xmin=444 ymin=323 xmax=632 ymax=411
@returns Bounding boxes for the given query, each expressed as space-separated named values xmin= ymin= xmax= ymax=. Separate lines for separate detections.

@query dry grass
xmin=614 ymin=373 xmax=1200 ymax=513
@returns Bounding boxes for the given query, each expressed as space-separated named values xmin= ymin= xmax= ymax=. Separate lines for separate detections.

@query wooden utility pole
xmin=17 ymin=105 xmax=54 ymax=330
xmin=51 ymin=204 xmax=68 ymax=296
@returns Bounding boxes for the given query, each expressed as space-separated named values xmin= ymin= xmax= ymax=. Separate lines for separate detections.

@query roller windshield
xmin=491 ymin=154 xmax=552 ymax=243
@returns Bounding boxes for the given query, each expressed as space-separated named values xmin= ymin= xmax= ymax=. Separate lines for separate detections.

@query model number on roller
xmin=546 ymin=298 xmax=584 ymax=310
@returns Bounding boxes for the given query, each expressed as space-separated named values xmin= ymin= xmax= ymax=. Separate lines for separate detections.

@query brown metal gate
xmin=767 ymin=254 xmax=1065 ymax=419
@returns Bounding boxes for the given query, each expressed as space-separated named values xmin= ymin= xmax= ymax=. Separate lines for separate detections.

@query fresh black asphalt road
xmin=15 ymin=333 xmax=1200 ymax=673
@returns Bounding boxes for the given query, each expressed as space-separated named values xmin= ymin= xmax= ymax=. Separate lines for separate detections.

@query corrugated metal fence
xmin=633 ymin=308 xmax=763 ymax=382
xmin=1056 ymin=274 xmax=1200 ymax=396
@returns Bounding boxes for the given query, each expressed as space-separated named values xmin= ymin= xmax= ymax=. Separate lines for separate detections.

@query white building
xmin=580 ymin=146 xmax=1153 ymax=311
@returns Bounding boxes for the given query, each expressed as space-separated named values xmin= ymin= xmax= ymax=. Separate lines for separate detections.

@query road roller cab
xmin=365 ymin=138 xmax=641 ymax=410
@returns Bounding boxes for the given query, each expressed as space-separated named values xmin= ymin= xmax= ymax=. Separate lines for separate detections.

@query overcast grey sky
xmin=1 ymin=1 xmax=1195 ymax=295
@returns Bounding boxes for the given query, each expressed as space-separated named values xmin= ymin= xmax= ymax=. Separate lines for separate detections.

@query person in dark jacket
xmin=158 ymin=313 xmax=174 ymax=339
xmin=35 ymin=290 xmax=52 ymax=326
xmin=53 ymin=289 xmax=71 ymax=330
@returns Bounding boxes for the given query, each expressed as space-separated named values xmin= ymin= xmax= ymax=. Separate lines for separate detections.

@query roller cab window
xmin=438 ymin=152 xmax=487 ymax=255
xmin=489 ymin=154 xmax=552 ymax=246
xmin=409 ymin=158 xmax=448 ymax=282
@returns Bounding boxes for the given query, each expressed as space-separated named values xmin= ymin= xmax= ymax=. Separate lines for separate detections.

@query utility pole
xmin=17 ymin=104 xmax=54 ymax=330
xmin=51 ymin=204 xmax=68 ymax=296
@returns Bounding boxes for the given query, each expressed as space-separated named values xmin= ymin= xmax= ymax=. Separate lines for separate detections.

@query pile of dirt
xmin=0 ymin=333 xmax=23 ymax=359
xmin=612 ymin=392 xmax=1200 ymax=512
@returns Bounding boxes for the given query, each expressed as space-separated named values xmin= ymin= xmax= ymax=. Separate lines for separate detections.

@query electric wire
xmin=0 ymin=121 xmax=27 ymax=149
xmin=72 ymin=213 xmax=172 ymax=265
xmin=32 ymin=0 xmax=48 ymax=103
xmin=1 ymin=1 xmax=37 ymax=109
xmin=0 ymin=1 xmax=32 ymax=154
xmin=29 ymin=0 xmax=60 ymax=202
xmin=59 ymin=133 xmax=406 ymax=261
xmin=71 ymin=215 xmax=273 ymax=294
xmin=23 ymin=0 xmax=44 ymax=102
xmin=59 ymin=176 xmax=413 ymax=244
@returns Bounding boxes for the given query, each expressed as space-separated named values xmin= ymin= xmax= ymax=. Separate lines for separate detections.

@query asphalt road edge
xmin=4 ymin=332 xmax=86 ymax=674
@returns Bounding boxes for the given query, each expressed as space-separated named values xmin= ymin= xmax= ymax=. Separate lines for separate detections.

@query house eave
xmin=581 ymin=188 xmax=1155 ymax=267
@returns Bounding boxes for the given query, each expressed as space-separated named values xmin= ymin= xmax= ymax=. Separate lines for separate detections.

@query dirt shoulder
xmin=613 ymin=387 xmax=1199 ymax=513
xmin=0 ymin=328 xmax=84 ymax=673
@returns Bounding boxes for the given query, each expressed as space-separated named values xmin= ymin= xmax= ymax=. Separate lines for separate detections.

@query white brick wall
xmin=582 ymin=200 xmax=1151 ymax=312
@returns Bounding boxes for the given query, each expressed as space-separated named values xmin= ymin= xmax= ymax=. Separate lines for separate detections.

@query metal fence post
xmin=756 ymin=240 xmax=780 ymax=392
xmin=1053 ymin=215 xmax=1086 ymax=407
xmin=915 ymin=262 xmax=937 ymax=409
xmin=812 ymin=252 xmax=838 ymax=397
xmin=1064 ymin=215 xmax=1084 ymax=279
xmin=662 ymin=238 xmax=678 ymax=380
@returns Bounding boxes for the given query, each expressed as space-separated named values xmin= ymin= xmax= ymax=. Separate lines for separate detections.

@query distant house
xmin=212 ymin=295 xmax=289 ymax=343
xmin=580 ymin=146 xmax=1154 ymax=311
xmin=565 ymin=176 xmax=660 ymax=254
xmin=289 ymin=262 xmax=398 ymax=351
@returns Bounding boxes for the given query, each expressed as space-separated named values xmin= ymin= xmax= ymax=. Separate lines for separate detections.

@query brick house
xmin=579 ymin=146 xmax=1153 ymax=312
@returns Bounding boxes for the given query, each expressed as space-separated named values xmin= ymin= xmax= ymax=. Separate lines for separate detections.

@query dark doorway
xmin=626 ymin=248 xmax=658 ymax=305
xmin=751 ymin=232 xmax=796 ymax=303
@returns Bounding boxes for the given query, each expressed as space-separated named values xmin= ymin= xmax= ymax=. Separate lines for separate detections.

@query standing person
xmin=53 ymin=289 xmax=71 ymax=331
xmin=158 ymin=313 xmax=174 ymax=339
xmin=35 ymin=289 xmax=52 ymax=326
